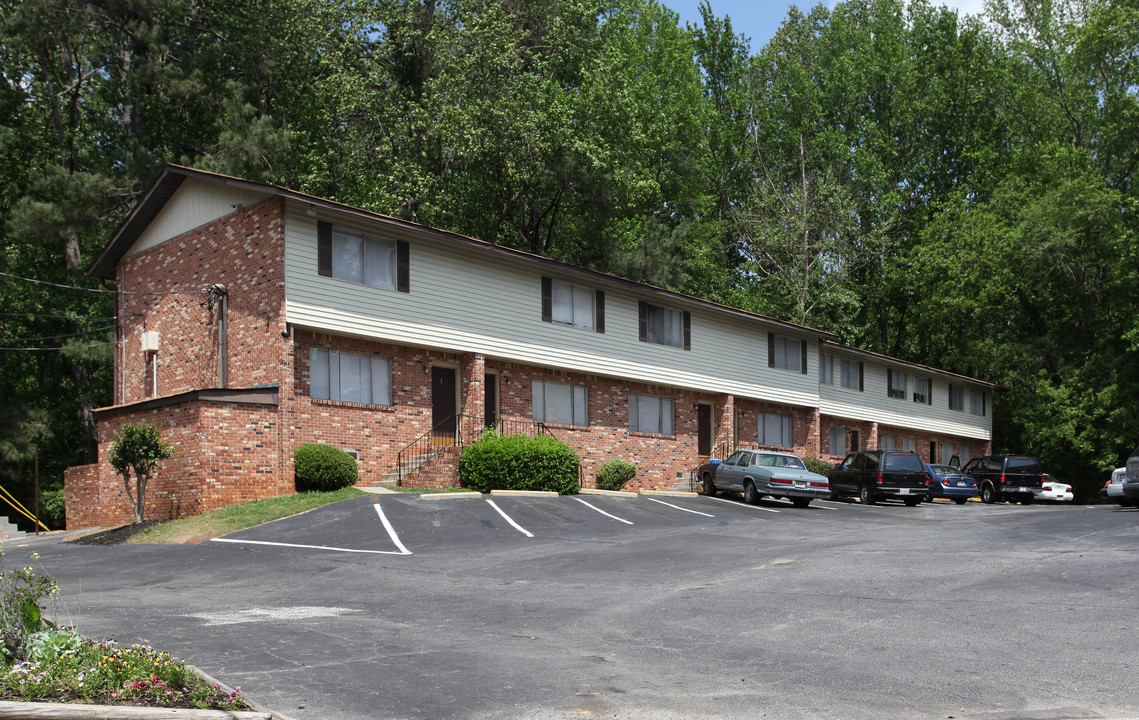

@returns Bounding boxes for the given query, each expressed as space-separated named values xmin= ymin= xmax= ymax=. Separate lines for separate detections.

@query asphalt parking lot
xmin=10 ymin=493 xmax=1139 ymax=720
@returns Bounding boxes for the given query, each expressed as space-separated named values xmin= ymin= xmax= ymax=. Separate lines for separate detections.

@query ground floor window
xmin=881 ymin=433 xmax=895 ymax=450
xmin=629 ymin=393 xmax=674 ymax=435
xmin=959 ymin=445 xmax=972 ymax=466
xmin=829 ymin=425 xmax=846 ymax=456
xmin=533 ymin=379 xmax=588 ymax=426
xmin=901 ymin=436 xmax=916 ymax=453
xmin=941 ymin=442 xmax=954 ymax=464
xmin=759 ymin=412 xmax=792 ymax=447
xmin=310 ymin=348 xmax=392 ymax=405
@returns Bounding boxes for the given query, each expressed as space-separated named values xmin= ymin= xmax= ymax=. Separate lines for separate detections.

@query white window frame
xmin=841 ymin=360 xmax=859 ymax=390
xmin=819 ymin=353 xmax=833 ymax=385
xmin=331 ymin=228 xmax=396 ymax=290
xmin=629 ymin=393 xmax=674 ymax=435
xmin=533 ymin=379 xmax=588 ymax=427
xmin=551 ymin=279 xmax=595 ymax=330
xmin=829 ymin=426 xmax=847 ymax=456
xmin=309 ymin=348 xmax=393 ymax=405
xmin=771 ymin=335 xmax=802 ymax=372
xmin=759 ymin=412 xmax=792 ymax=448
xmin=888 ymin=370 xmax=908 ymax=400
xmin=645 ymin=304 xmax=684 ymax=348
xmin=912 ymin=377 xmax=929 ymax=404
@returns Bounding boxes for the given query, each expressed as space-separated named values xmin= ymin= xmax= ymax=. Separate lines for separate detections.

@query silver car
xmin=1124 ymin=446 xmax=1139 ymax=505
xmin=697 ymin=449 xmax=830 ymax=508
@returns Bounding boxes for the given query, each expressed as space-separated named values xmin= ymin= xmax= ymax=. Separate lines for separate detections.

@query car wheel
xmin=981 ymin=484 xmax=996 ymax=504
xmin=744 ymin=481 xmax=760 ymax=505
xmin=859 ymin=484 xmax=876 ymax=505
xmin=903 ymin=496 xmax=921 ymax=507
xmin=702 ymin=475 xmax=717 ymax=497
xmin=926 ymin=491 xmax=936 ymax=503
xmin=791 ymin=497 xmax=811 ymax=508
xmin=953 ymin=497 xmax=968 ymax=505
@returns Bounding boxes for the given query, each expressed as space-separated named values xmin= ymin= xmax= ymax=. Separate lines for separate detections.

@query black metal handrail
xmin=689 ymin=440 xmax=733 ymax=491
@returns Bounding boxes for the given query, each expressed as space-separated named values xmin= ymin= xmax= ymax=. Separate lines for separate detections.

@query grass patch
xmin=389 ymin=486 xmax=479 ymax=494
xmin=128 ymin=487 xmax=367 ymax=544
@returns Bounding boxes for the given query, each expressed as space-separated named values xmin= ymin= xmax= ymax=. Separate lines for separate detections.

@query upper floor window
xmin=841 ymin=359 xmax=863 ymax=391
xmin=949 ymin=384 xmax=964 ymax=411
xmin=759 ymin=412 xmax=792 ymax=447
xmin=970 ymin=389 xmax=986 ymax=416
xmin=310 ymin=348 xmax=392 ymax=405
xmin=317 ymin=221 xmax=409 ymax=292
xmin=638 ymin=301 xmax=690 ymax=349
xmin=629 ymin=393 xmax=674 ymax=435
xmin=913 ymin=376 xmax=931 ymax=404
xmin=533 ymin=379 xmax=588 ymax=426
xmin=887 ymin=369 xmax=908 ymax=399
xmin=819 ymin=353 xmax=833 ymax=385
xmin=541 ymin=277 xmax=604 ymax=332
xmin=768 ymin=334 xmax=806 ymax=374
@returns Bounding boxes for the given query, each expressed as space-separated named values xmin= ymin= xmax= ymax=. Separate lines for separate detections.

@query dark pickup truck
xmin=961 ymin=454 xmax=1044 ymax=504
xmin=827 ymin=450 xmax=928 ymax=506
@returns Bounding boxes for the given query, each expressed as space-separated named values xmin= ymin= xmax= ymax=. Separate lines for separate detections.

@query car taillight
xmin=1042 ymin=485 xmax=1052 ymax=491
xmin=876 ymin=473 xmax=883 ymax=484
xmin=809 ymin=481 xmax=828 ymax=488
xmin=1105 ymin=480 xmax=1112 ymax=487
xmin=1000 ymin=474 xmax=1006 ymax=485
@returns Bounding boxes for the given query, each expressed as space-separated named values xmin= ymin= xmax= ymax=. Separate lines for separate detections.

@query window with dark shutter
xmin=767 ymin=333 xmax=775 ymax=368
xmin=800 ymin=340 xmax=807 ymax=375
xmin=595 ymin=290 xmax=605 ymax=333
xmin=396 ymin=241 xmax=409 ymax=293
xmin=541 ymin=277 xmax=552 ymax=322
xmin=638 ymin=301 xmax=648 ymax=342
xmin=683 ymin=311 xmax=691 ymax=350
xmin=317 ymin=221 xmax=332 ymax=277
xmin=858 ymin=362 xmax=864 ymax=392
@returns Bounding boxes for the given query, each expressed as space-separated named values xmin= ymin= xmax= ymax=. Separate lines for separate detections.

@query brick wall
xmin=116 ymin=197 xmax=286 ymax=404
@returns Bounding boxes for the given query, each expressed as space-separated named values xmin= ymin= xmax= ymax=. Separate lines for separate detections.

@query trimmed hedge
xmin=804 ymin=457 xmax=835 ymax=475
xmin=596 ymin=459 xmax=637 ymax=491
xmin=295 ymin=443 xmax=358 ymax=492
xmin=458 ymin=430 xmax=580 ymax=494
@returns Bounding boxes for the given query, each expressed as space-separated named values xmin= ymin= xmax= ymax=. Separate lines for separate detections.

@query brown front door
xmin=432 ymin=366 xmax=457 ymax=442
xmin=697 ymin=404 xmax=712 ymax=457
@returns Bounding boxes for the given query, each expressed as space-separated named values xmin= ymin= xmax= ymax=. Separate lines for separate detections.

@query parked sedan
xmin=696 ymin=449 xmax=830 ymax=508
xmin=1035 ymin=475 xmax=1074 ymax=502
xmin=924 ymin=464 xmax=978 ymax=504
xmin=1101 ymin=468 xmax=1132 ymax=507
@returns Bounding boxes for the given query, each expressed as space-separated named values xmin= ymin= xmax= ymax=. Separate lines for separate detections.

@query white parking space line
xmin=573 ymin=497 xmax=634 ymax=524
xmin=707 ymin=496 xmax=780 ymax=513
xmin=486 ymin=499 xmax=535 ymax=537
xmin=211 ymin=537 xmax=411 ymax=555
xmin=644 ymin=497 xmax=715 ymax=517
xmin=373 ymin=502 xmax=412 ymax=555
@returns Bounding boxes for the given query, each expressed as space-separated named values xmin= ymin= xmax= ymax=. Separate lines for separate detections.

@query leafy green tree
xmin=107 ymin=422 xmax=174 ymax=524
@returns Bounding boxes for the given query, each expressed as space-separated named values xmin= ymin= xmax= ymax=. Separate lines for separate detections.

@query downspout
xmin=212 ymin=284 xmax=229 ymax=388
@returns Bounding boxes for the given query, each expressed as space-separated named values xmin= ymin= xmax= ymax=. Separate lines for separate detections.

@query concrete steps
xmin=0 ymin=517 xmax=26 ymax=540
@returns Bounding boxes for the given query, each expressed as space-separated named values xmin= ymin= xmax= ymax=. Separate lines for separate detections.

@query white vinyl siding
xmin=533 ymin=380 xmax=587 ymax=426
xmin=128 ymin=178 xmax=270 ymax=257
xmin=760 ymin=413 xmax=792 ymax=447
xmin=309 ymin=348 xmax=392 ymax=405
xmin=629 ymin=394 xmax=673 ymax=435
xmin=552 ymin=280 xmax=594 ymax=330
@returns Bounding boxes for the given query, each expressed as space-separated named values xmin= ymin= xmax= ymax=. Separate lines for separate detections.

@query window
xmin=841 ymin=359 xmax=863 ymax=391
xmin=901 ymin=436 xmax=916 ymax=453
xmin=819 ymin=353 xmax=833 ymax=385
xmin=959 ymin=445 xmax=971 ymax=465
xmin=759 ymin=412 xmax=792 ymax=447
xmin=541 ymin=277 xmax=603 ymax=332
xmin=533 ymin=380 xmax=587 ymax=426
xmin=880 ymin=433 xmax=895 ymax=450
xmin=310 ymin=348 xmax=392 ymax=405
xmin=913 ymin=377 xmax=930 ymax=404
xmin=829 ymin=426 xmax=847 ymax=456
xmin=317 ymin=221 xmax=409 ymax=292
xmin=949 ymin=384 xmax=964 ymax=411
xmin=768 ymin=333 xmax=806 ymax=373
xmin=888 ymin=369 xmax=908 ymax=399
xmin=629 ymin=394 xmax=674 ymax=435
xmin=970 ymin=389 xmax=986 ymax=416
xmin=940 ymin=442 xmax=954 ymax=464
xmin=638 ymin=302 xmax=689 ymax=349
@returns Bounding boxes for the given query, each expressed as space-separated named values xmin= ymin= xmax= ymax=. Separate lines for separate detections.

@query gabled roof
xmin=89 ymin=164 xmax=840 ymax=342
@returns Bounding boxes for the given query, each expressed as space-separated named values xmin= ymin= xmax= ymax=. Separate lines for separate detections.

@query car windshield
xmin=758 ymin=454 xmax=805 ymax=469
xmin=1006 ymin=457 xmax=1042 ymax=473
xmin=883 ymin=453 xmax=924 ymax=472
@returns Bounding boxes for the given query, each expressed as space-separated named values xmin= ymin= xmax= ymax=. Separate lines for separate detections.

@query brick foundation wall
xmin=116 ymin=197 xmax=286 ymax=404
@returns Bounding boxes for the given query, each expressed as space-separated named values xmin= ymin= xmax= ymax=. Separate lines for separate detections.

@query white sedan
xmin=1035 ymin=474 xmax=1073 ymax=502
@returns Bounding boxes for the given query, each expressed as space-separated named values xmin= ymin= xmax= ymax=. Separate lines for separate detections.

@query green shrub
xmin=596 ymin=459 xmax=637 ymax=491
xmin=804 ymin=457 xmax=835 ymax=475
xmin=294 ymin=444 xmax=358 ymax=492
xmin=39 ymin=488 xmax=65 ymax=530
xmin=458 ymin=430 xmax=580 ymax=494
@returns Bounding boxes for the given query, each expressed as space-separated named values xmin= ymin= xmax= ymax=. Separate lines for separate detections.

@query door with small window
xmin=432 ymin=367 xmax=457 ymax=443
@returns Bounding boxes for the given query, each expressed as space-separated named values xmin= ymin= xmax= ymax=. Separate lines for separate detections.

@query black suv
xmin=827 ymin=450 xmax=929 ymax=506
xmin=961 ymin=454 xmax=1044 ymax=504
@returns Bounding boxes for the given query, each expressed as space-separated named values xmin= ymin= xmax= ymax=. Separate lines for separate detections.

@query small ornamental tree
xmin=107 ymin=422 xmax=174 ymax=524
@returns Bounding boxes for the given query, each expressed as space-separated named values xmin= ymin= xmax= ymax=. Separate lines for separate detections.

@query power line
xmin=0 ymin=271 xmax=207 ymax=296
xmin=0 ymin=325 xmax=116 ymax=344
xmin=0 ymin=312 xmax=116 ymax=321
xmin=0 ymin=342 xmax=115 ymax=352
